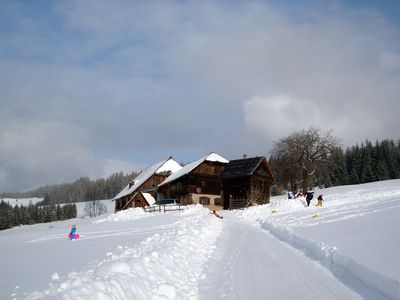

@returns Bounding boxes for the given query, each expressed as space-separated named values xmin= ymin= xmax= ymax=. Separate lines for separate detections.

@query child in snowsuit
xmin=317 ymin=195 xmax=324 ymax=207
xmin=305 ymin=192 xmax=314 ymax=207
xmin=70 ymin=225 xmax=77 ymax=239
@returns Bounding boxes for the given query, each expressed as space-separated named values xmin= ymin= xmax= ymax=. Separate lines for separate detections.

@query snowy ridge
xmin=28 ymin=205 xmax=223 ymax=300
xmin=94 ymin=207 xmax=154 ymax=223
xmin=259 ymin=221 xmax=399 ymax=300
xmin=1 ymin=197 xmax=43 ymax=207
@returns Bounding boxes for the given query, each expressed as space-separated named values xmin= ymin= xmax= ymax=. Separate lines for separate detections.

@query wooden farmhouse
xmin=113 ymin=157 xmax=182 ymax=212
xmin=220 ymin=156 xmax=275 ymax=209
xmin=157 ymin=152 xmax=229 ymax=207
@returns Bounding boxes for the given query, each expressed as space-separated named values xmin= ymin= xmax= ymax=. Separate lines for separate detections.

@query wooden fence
xmin=229 ymin=198 xmax=249 ymax=210
xmin=144 ymin=205 xmax=184 ymax=213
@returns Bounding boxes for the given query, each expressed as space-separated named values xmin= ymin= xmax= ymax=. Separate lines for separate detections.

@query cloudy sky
xmin=1 ymin=0 xmax=399 ymax=192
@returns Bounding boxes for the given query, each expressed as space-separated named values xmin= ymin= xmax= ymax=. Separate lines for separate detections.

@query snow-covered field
xmin=1 ymin=197 xmax=43 ymax=207
xmin=1 ymin=198 xmax=114 ymax=218
xmin=1 ymin=180 xmax=399 ymax=300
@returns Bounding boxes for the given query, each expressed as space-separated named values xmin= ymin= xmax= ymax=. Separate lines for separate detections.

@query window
xmin=199 ymin=197 xmax=210 ymax=205
xmin=214 ymin=198 xmax=222 ymax=206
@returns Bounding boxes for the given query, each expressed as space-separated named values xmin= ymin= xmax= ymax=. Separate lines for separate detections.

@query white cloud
xmin=0 ymin=119 xmax=96 ymax=191
xmin=1 ymin=1 xmax=400 ymax=191
xmin=244 ymin=95 xmax=322 ymax=141
xmin=100 ymin=159 xmax=147 ymax=179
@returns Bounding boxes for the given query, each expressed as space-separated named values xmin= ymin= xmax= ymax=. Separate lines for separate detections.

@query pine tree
xmin=349 ymin=168 xmax=360 ymax=184
xmin=56 ymin=205 xmax=62 ymax=220
xmin=375 ymin=161 xmax=390 ymax=181
xmin=328 ymin=147 xmax=349 ymax=186
xmin=0 ymin=201 xmax=13 ymax=230
xmin=71 ymin=204 xmax=77 ymax=218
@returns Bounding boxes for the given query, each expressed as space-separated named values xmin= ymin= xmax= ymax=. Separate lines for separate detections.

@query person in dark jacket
xmin=305 ymin=191 xmax=314 ymax=207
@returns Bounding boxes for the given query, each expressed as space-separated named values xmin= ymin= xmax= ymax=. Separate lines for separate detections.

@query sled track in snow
xmin=259 ymin=220 xmax=397 ymax=300
xmin=27 ymin=220 xmax=183 ymax=243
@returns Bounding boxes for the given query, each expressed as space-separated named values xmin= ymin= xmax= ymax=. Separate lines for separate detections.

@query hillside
xmin=0 ymin=180 xmax=399 ymax=299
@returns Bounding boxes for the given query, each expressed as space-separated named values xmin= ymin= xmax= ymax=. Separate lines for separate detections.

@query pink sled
xmin=68 ymin=233 xmax=80 ymax=239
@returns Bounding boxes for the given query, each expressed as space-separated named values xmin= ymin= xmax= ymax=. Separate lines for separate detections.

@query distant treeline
xmin=1 ymin=171 xmax=139 ymax=204
xmin=2 ymin=140 xmax=399 ymax=204
xmin=0 ymin=201 xmax=77 ymax=230
xmin=270 ymin=139 xmax=400 ymax=193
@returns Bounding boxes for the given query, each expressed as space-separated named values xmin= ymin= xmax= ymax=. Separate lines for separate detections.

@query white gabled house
xmin=157 ymin=152 xmax=229 ymax=207
xmin=113 ymin=157 xmax=182 ymax=212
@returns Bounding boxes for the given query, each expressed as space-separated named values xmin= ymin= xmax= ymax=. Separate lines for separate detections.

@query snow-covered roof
xmin=141 ymin=192 xmax=156 ymax=206
xmin=158 ymin=152 xmax=228 ymax=187
xmin=113 ymin=157 xmax=182 ymax=200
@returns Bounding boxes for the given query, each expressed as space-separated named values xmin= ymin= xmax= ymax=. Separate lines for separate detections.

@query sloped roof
xmin=220 ymin=156 xmax=268 ymax=178
xmin=158 ymin=152 xmax=229 ymax=187
xmin=113 ymin=157 xmax=182 ymax=200
xmin=141 ymin=192 xmax=156 ymax=206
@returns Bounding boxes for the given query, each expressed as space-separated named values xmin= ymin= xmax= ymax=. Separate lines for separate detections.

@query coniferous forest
xmin=0 ymin=201 xmax=77 ymax=230
xmin=1 ymin=171 xmax=139 ymax=204
xmin=0 ymin=172 xmax=137 ymax=230
xmin=270 ymin=139 xmax=400 ymax=194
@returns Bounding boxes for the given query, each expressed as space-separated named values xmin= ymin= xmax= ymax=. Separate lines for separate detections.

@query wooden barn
xmin=157 ymin=152 xmax=229 ymax=207
xmin=113 ymin=157 xmax=182 ymax=212
xmin=220 ymin=156 xmax=275 ymax=209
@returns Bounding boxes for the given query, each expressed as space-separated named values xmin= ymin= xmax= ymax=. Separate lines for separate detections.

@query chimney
xmin=243 ymin=154 xmax=247 ymax=159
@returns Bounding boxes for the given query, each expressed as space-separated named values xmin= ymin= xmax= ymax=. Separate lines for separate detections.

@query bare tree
xmin=84 ymin=200 xmax=108 ymax=218
xmin=271 ymin=127 xmax=339 ymax=193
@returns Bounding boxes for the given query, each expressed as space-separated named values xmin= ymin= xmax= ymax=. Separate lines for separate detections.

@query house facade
xmin=113 ymin=157 xmax=182 ymax=212
xmin=157 ymin=153 xmax=228 ymax=206
xmin=220 ymin=156 xmax=275 ymax=209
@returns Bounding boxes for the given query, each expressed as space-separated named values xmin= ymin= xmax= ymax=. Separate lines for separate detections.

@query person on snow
xmin=70 ymin=225 xmax=77 ymax=239
xmin=212 ymin=210 xmax=223 ymax=219
xmin=305 ymin=191 xmax=314 ymax=207
xmin=317 ymin=194 xmax=324 ymax=207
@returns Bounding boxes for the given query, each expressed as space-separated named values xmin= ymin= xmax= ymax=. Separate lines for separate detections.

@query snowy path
xmin=199 ymin=213 xmax=362 ymax=300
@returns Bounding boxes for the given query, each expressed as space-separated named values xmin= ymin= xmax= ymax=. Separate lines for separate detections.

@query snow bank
xmin=233 ymin=197 xmax=306 ymax=223
xmin=28 ymin=205 xmax=223 ymax=300
xmin=259 ymin=221 xmax=399 ymax=300
xmin=94 ymin=207 xmax=152 ymax=223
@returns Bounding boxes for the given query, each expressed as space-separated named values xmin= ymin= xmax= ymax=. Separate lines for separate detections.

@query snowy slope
xmin=0 ymin=180 xmax=399 ymax=299
xmin=1 ymin=197 xmax=43 ymax=207
xmin=0 ymin=198 xmax=114 ymax=217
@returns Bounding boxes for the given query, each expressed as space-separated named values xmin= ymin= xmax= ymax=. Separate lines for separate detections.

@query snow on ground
xmin=1 ymin=180 xmax=399 ymax=299
xmin=1 ymin=197 xmax=43 ymax=207
xmin=74 ymin=199 xmax=114 ymax=218
xmin=0 ymin=198 xmax=114 ymax=218
xmin=233 ymin=179 xmax=400 ymax=300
